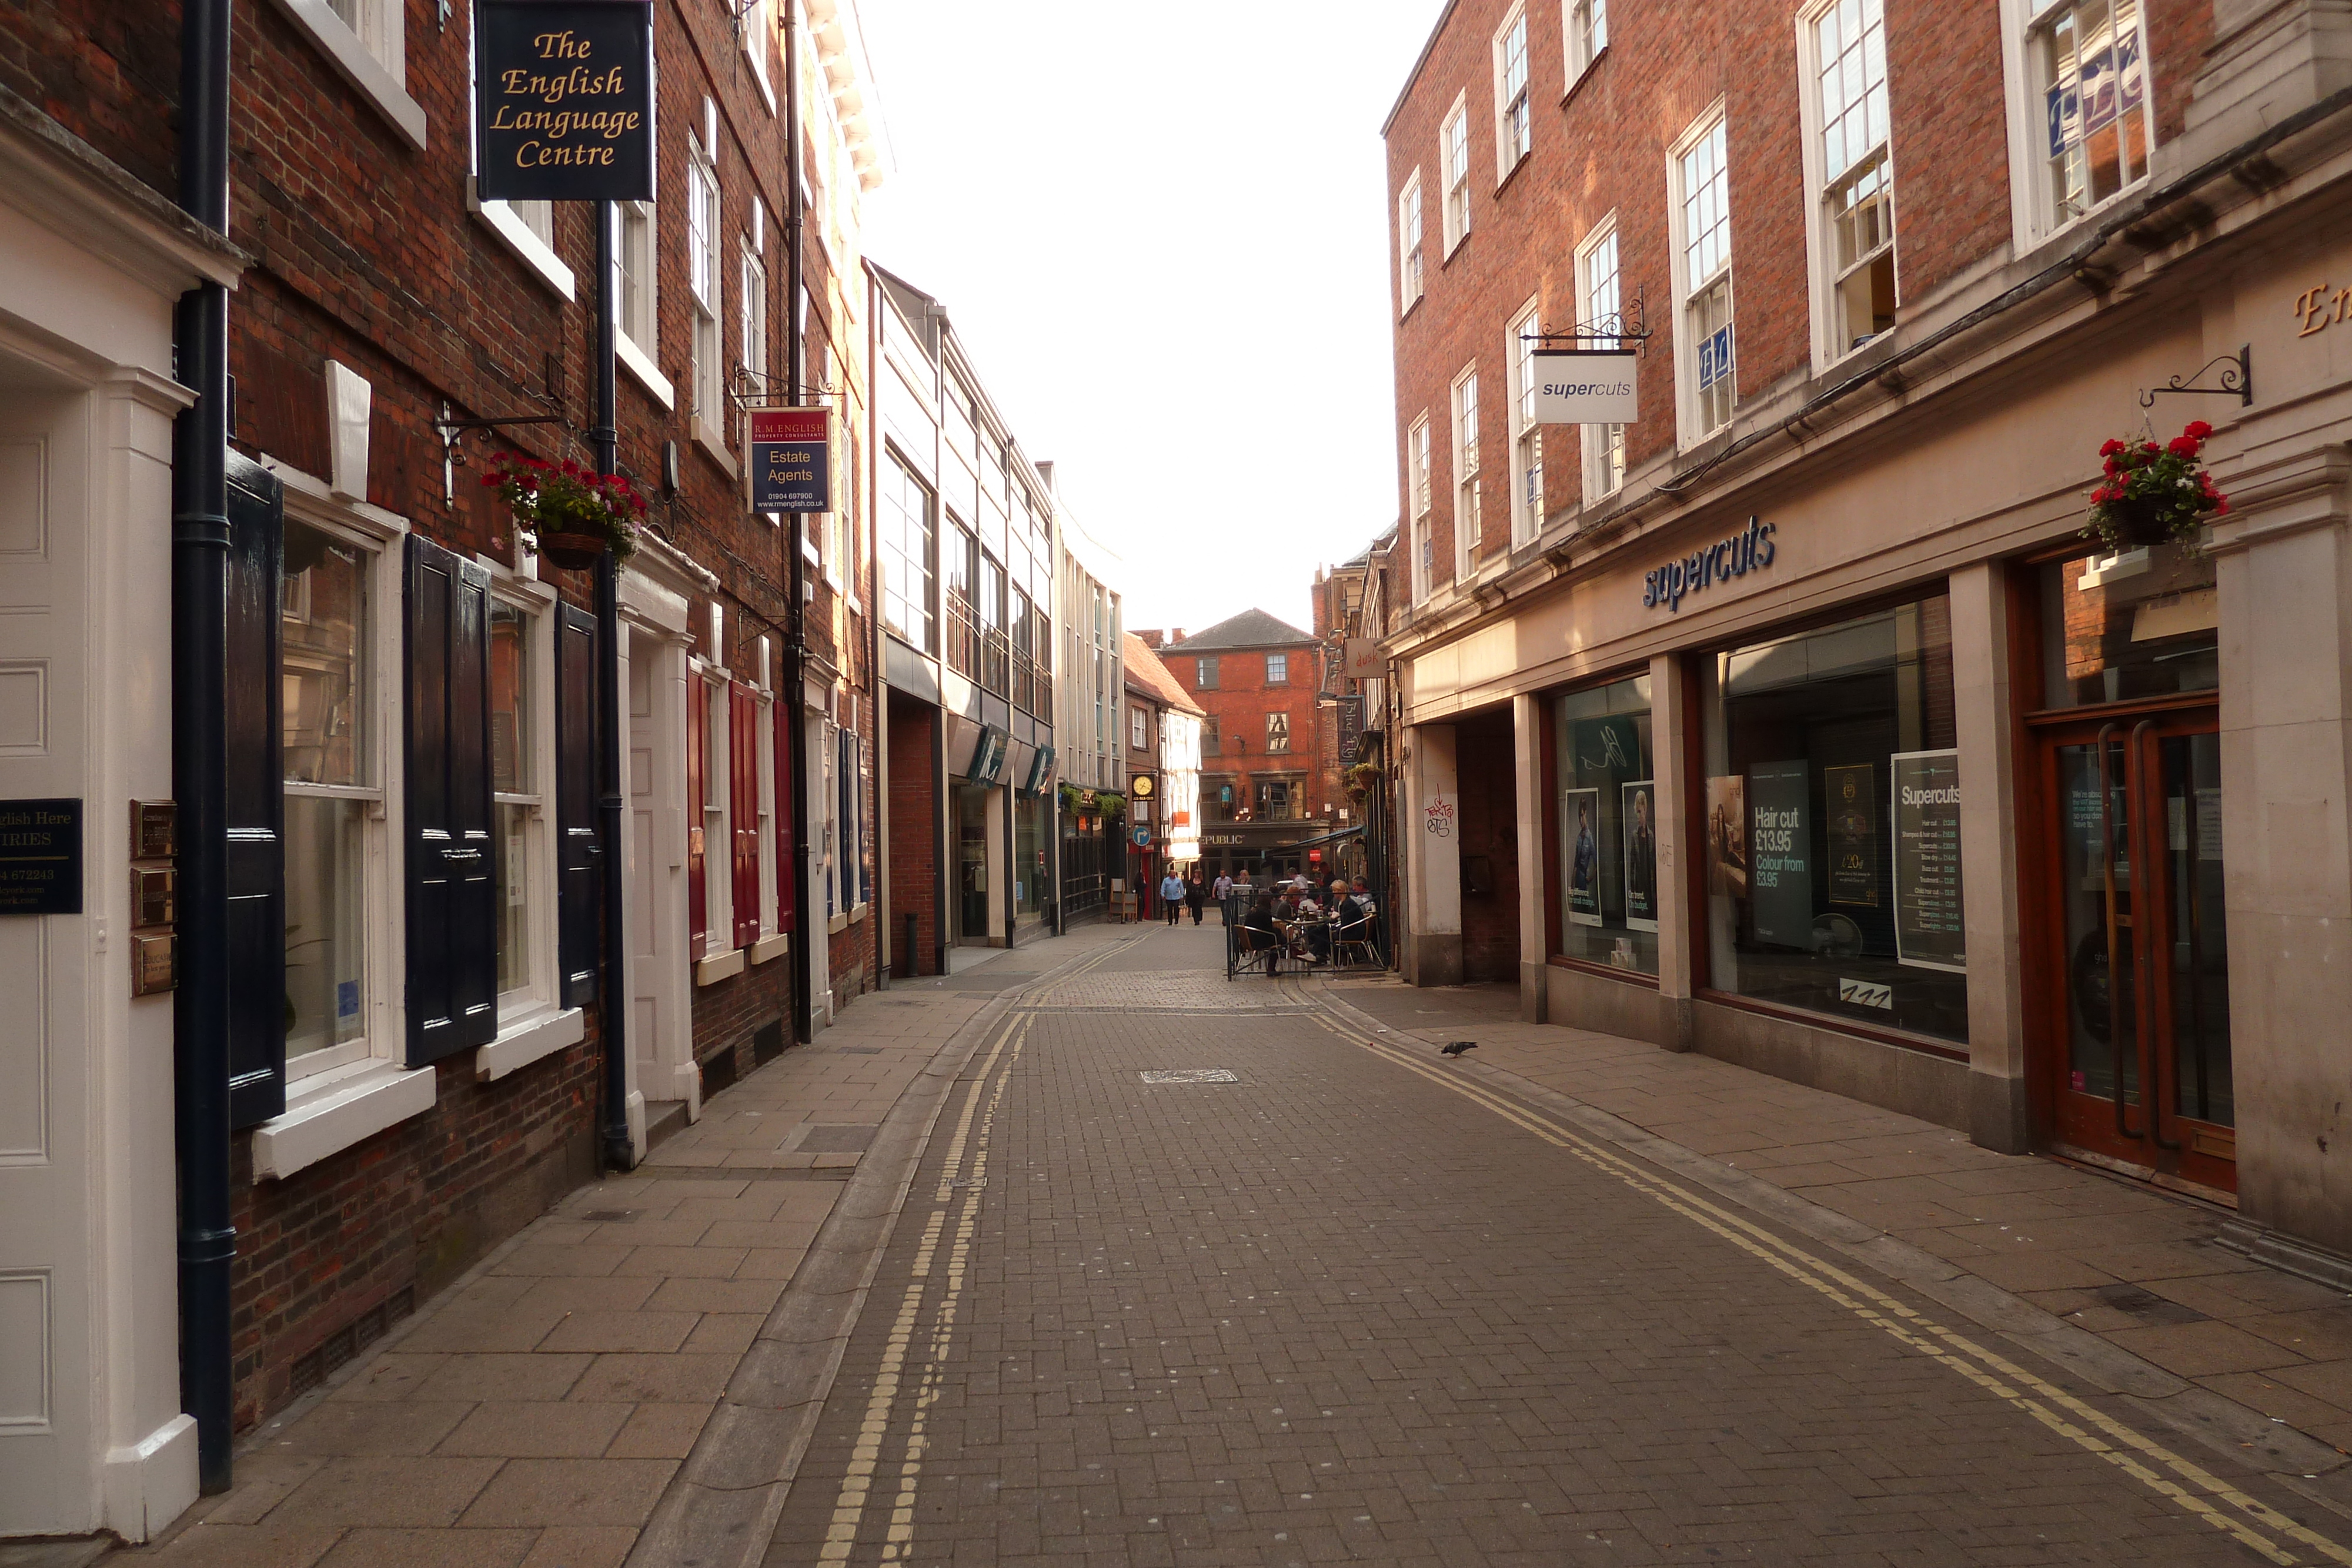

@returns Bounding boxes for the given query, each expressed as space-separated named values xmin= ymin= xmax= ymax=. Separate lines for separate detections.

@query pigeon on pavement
xmin=1439 ymin=1041 xmax=1476 ymax=1058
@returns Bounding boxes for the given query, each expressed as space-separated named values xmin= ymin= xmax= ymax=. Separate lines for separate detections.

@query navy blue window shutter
xmin=556 ymin=603 xmax=601 ymax=1009
xmin=404 ymin=535 xmax=499 ymax=1064
xmin=225 ymin=453 xmax=286 ymax=1128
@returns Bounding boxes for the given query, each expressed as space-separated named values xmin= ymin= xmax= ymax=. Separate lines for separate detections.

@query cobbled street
xmin=764 ymin=925 xmax=2352 ymax=1567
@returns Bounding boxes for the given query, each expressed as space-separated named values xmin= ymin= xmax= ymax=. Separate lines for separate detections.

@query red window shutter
xmin=773 ymin=694 xmax=796 ymax=934
xmin=731 ymin=683 xmax=762 ymax=950
xmin=687 ymin=673 xmax=709 ymax=960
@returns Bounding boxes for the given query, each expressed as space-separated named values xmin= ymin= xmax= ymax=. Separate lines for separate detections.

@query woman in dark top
xmin=1184 ymin=872 xmax=1208 ymax=925
xmin=1241 ymin=890 xmax=1282 ymax=974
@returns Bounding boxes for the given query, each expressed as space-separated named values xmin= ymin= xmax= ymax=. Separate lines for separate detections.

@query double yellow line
xmin=817 ymin=1015 xmax=1028 ymax=1564
xmin=1317 ymin=1012 xmax=2352 ymax=1567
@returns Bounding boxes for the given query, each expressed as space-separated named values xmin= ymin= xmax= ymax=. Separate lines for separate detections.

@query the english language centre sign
xmin=1532 ymin=349 xmax=1639 ymax=425
xmin=476 ymin=1 xmax=654 ymax=203
xmin=748 ymin=409 xmax=833 ymax=513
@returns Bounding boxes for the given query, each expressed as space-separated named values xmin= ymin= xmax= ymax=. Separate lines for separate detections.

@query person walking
xmin=1212 ymin=869 xmax=1234 ymax=925
xmin=1159 ymin=869 xmax=1185 ymax=926
xmin=1184 ymin=871 xmax=1207 ymax=925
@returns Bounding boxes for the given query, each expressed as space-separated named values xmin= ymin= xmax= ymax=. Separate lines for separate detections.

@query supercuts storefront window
xmin=1701 ymin=594 xmax=1970 ymax=1045
xmin=1552 ymin=673 xmax=1656 ymax=976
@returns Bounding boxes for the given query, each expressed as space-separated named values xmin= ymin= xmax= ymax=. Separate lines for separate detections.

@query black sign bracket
xmin=2140 ymin=343 xmax=2253 ymax=410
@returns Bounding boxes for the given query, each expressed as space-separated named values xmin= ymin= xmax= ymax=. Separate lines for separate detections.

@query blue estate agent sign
xmin=0 ymin=798 xmax=82 ymax=915
xmin=476 ymin=1 xmax=655 ymax=204
xmin=747 ymin=409 xmax=831 ymax=513
xmin=1643 ymin=516 xmax=1775 ymax=613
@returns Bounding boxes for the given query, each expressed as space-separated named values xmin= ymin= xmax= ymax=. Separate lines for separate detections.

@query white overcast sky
xmin=857 ymin=1 xmax=1439 ymax=639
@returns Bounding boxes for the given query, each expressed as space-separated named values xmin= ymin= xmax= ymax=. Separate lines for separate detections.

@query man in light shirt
xmin=1212 ymin=870 xmax=1234 ymax=925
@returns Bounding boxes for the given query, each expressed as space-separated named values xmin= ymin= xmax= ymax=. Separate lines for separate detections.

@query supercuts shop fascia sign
xmin=476 ymin=1 xmax=654 ymax=203
xmin=1643 ymin=516 xmax=1775 ymax=612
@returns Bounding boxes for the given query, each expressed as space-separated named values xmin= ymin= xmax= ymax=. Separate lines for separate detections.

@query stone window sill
xmin=474 ymin=1005 xmax=585 ymax=1083
xmin=750 ymin=932 xmax=791 ymax=965
xmin=473 ymin=198 xmax=576 ymax=301
xmin=693 ymin=416 xmax=740 ymax=481
xmin=696 ymin=947 xmax=747 ymax=985
xmin=619 ymin=330 xmax=673 ymax=409
xmin=262 ymin=0 xmax=427 ymax=150
xmin=250 ymin=1059 xmax=436 ymax=1182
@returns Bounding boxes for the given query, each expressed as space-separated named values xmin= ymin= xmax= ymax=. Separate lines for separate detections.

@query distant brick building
xmin=1151 ymin=610 xmax=1339 ymax=884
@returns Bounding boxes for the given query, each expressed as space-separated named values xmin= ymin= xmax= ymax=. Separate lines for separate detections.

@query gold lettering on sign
xmin=2291 ymin=283 xmax=2352 ymax=337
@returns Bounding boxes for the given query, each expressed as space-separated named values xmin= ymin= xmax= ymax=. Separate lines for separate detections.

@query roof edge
xmin=1381 ymin=0 xmax=1464 ymax=139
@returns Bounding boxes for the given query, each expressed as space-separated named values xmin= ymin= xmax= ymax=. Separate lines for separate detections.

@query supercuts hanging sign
xmin=476 ymin=1 xmax=654 ymax=203
xmin=1533 ymin=349 xmax=1638 ymax=424
xmin=1643 ymin=516 xmax=1775 ymax=612
xmin=748 ymin=409 xmax=831 ymax=513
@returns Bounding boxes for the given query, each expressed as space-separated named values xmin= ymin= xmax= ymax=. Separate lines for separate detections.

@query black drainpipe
xmin=593 ymin=201 xmax=632 ymax=1173
xmin=171 ymin=0 xmax=236 ymax=1497
xmin=784 ymin=9 xmax=815 ymax=1042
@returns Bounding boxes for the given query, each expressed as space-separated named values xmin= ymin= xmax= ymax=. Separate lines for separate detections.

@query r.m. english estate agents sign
xmin=748 ymin=409 xmax=832 ymax=513
xmin=477 ymin=1 xmax=654 ymax=203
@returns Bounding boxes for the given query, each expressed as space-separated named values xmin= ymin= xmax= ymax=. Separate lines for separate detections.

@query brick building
xmin=0 ymin=0 xmax=881 ymax=1536
xmin=1148 ymin=610 xmax=1342 ymax=885
xmin=1379 ymin=0 xmax=2352 ymax=1273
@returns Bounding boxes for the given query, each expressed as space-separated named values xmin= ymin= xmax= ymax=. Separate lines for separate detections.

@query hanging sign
xmin=965 ymin=724 xmax=1009 ymax=787
xmin=0 ymin=798 xmax=82 ymax=915
xmin=476 ymin=1 xmax=656 ymax=203
xmin=748 ymin=408 xmax=831 ymax=513
xmin=1534 ymin=349 xmax=1639 ymax=424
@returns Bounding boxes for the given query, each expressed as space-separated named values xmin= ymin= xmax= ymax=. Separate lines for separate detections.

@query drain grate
xmin=1140 ymin=1069 xmax=1239 ymax=1084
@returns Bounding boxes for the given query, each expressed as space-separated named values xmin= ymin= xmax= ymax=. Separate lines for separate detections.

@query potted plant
xmin=1344 ymin=761 xmax=1384 ymax=800
xmin=2083 ymin=421 xmax=2229 ymax=557
xmin=483 ymin=452 xmax=644 ymax=570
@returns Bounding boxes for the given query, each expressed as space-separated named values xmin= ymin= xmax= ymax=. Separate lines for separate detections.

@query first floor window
xmin=1409 ymin=416 xmax=1434 ymax=601
xmin=1265 ymin=711 xmax=1291 ymax=754
xmin=1454 ymin=369 xmax=1482 ymax=575
xmin=1676 ymin=114 xmax=1735 ymax=439
xmin=1198 ymin=656 xmax=1219 ymax=689
xmin=1266 ymin=651 xmax=1288 ymax=685
xmin=1510 ymin=300 xmax=1544 ymax=541
xmin=1578 ymin=225 xmax=1627 ymax=500
xmin=2035 ymin=0 xmax=2150 ymax=230
xmin=1703 ymin=594 xmax=1968 ymax=1045
xmin=1130 ymin=705 xmax=1148 ymax=751
xmin=1814 ymin=0 xmax=1896 ymax=357
xmin=489 ymin=599 xmax=541 ymax=1003
xmin=282 ymin=517 xmax=377 ymax=1074
xmin=617 ymin=200 xmax=656 ymax=358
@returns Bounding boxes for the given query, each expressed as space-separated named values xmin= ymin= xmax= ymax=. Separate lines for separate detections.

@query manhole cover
xmin=1140 ymin=1069 xmax=1239 ymax=1084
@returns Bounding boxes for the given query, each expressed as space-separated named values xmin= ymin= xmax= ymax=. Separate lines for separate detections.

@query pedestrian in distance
xmin=1241 ymin=890 xmax=1282 ymax=974
xmin=1160 ymin=869 xmax=1185 ymax=926
xmin=1184 ymin=871 xmax=1207 ymax=925
xmin=1213 ymin=869 xmax=1234 ymax=925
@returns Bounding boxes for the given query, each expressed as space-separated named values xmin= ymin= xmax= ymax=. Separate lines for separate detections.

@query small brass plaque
xmin=131 ymin=932 xmax=177 ymax=996
xmin=132 ymin=800 xmax=177 ymax=861
xmin=131 ymin=865 xmax=175 ymax=928
xmin=2191 ymin=1125 xmax=2237 ymax=1162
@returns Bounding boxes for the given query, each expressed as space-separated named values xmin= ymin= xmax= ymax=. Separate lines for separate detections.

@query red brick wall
xmin=887 ymin=696 xmax=940 ymax=975
xmin=1167 ymin=641 xmax=1331 ymax=829
xmin=1384 ymin=0 xmax=2217 ymax=610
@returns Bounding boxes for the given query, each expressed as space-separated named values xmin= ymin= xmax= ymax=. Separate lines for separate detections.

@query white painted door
xmin=0 ymin=387 xmax=94 ymax=1530
xmin=626 ymin=630 xmax=692 ymax=1115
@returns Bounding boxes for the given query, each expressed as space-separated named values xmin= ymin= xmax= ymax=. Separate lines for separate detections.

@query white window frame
xmin=1507 ymin=295 xmax=1544 ymax=546
xmin=1397 ymin=169 xmax=1426 ymax=314
xmin=1999 ymin=0 xmax=2156 ymax=250
xmin=1441 ymin=92 xmax=1474 ymax=256
xmin=487 ymin=583 xmax=559 ymax=1022
xmin=266 ymin=0 xmax=425 ymax=148
xmin=463 ymin=6 xmax=572 ymax=301
xmin=1566 ymin=0 xmax=1609 ymax=87
xmin=1266 ymin=652 xmax=1288 ymax=686
xmin=688 ymin=101 xmax=729 ymax=459
xmin=1493 ymin=5 xmax=1533 ymax=181
xmin=740 ymin=238 xmax=769 ymax=407
xmin=1798 ymin=0 xmax=1898 ymax=373
xmin=614 ymin=199 xmax=672 ymax=407
xmin=1130 ymin=706 xmax=1148 ymax=751
xmin=1451 ymin=365 xmax=1482 ymax=581
xmin=1408 ymin=414 xmax=1434 ymax=603
xmin=1668 ymin=104 xmax=1736 ymax=448
xmin=1576 ymin=216 xmax=1628 ymax=503
xmin=740 ymin=0 xmax=778 ymax=113
xmin=699 ymin=663 xmax=737 ymax=953
xmin=1266 ymin=711 xmax=1291 ymax=754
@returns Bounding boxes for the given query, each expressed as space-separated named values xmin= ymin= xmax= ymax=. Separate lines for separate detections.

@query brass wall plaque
xmin=132 ymin=800 xmax=177 ymax=860
xmin=131 ymin=933 xmax=177 ymax=996
xmin=131 ymin=865 xmax=176 ymax=928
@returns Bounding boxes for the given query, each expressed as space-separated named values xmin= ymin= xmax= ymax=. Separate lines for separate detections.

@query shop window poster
xmin=1564 ymin=787 xmax=1603 ymax=927
xmin=1824 ymin=763 xmax=1878 ymax=908
xmin=1892 ymin=749 xmax=1966 ymax=972
xmin=1747 ymin=759 xmax=1812 ymax=947
xmin=1622 ymin=780 xmax=1658 ymax=932
xmin=1705 ymin=774 xmax=1749 ymax=901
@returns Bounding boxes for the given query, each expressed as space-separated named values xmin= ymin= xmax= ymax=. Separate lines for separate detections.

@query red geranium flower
xmin=2184 ymin=420 xmax=2214 ymax=440
xmin=2167 ymin=435 xmax=2200 ymax=458
xmin=2099 ymin=438 xmax=2127 ymax=457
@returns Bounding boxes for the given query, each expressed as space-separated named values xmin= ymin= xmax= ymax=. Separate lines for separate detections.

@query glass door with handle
xmin=2040 ymin=712 xmax=2235 ymax=1192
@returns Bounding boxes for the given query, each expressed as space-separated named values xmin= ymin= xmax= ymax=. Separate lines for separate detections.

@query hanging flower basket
xmin=484 ymin=452 xmax=644 ymax=569
xmin=2083 ymin=422 xmax=2229 ymax=559
xmin=1344 ymin=761 xmax=1385 ymax=800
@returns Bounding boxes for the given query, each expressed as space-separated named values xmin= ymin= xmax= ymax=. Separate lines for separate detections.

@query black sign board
xmin=748 ymin=409 xmax=831 ymax=513
xmin=0 ymin=798 xmax=82 ymax=915
xmin=476 ymin=1 xmax=655 ymax=203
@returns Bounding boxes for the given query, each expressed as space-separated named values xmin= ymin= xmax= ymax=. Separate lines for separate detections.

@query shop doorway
xmin=955 ymin=784 xmax=990 ymax=944
xmin=2034 ymin=709 xmax=2233 ymax=1193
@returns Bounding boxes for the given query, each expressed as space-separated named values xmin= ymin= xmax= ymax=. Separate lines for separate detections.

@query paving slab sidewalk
xmin=114 ymin=920 xmax=1134 ymax=1568
xmin=1315 ymin=973 xmax=2352 ymax=1465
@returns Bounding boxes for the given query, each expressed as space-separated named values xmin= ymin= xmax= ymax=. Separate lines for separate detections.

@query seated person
xmin=1238 ymin=891 xmax=1282 ymax=973
xmin=1328 ymin=879 xmax=1374 ymax=957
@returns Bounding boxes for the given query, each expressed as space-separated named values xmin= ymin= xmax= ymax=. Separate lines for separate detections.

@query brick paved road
xmin=766 ymin=926 xmax=2352 ymax=1566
